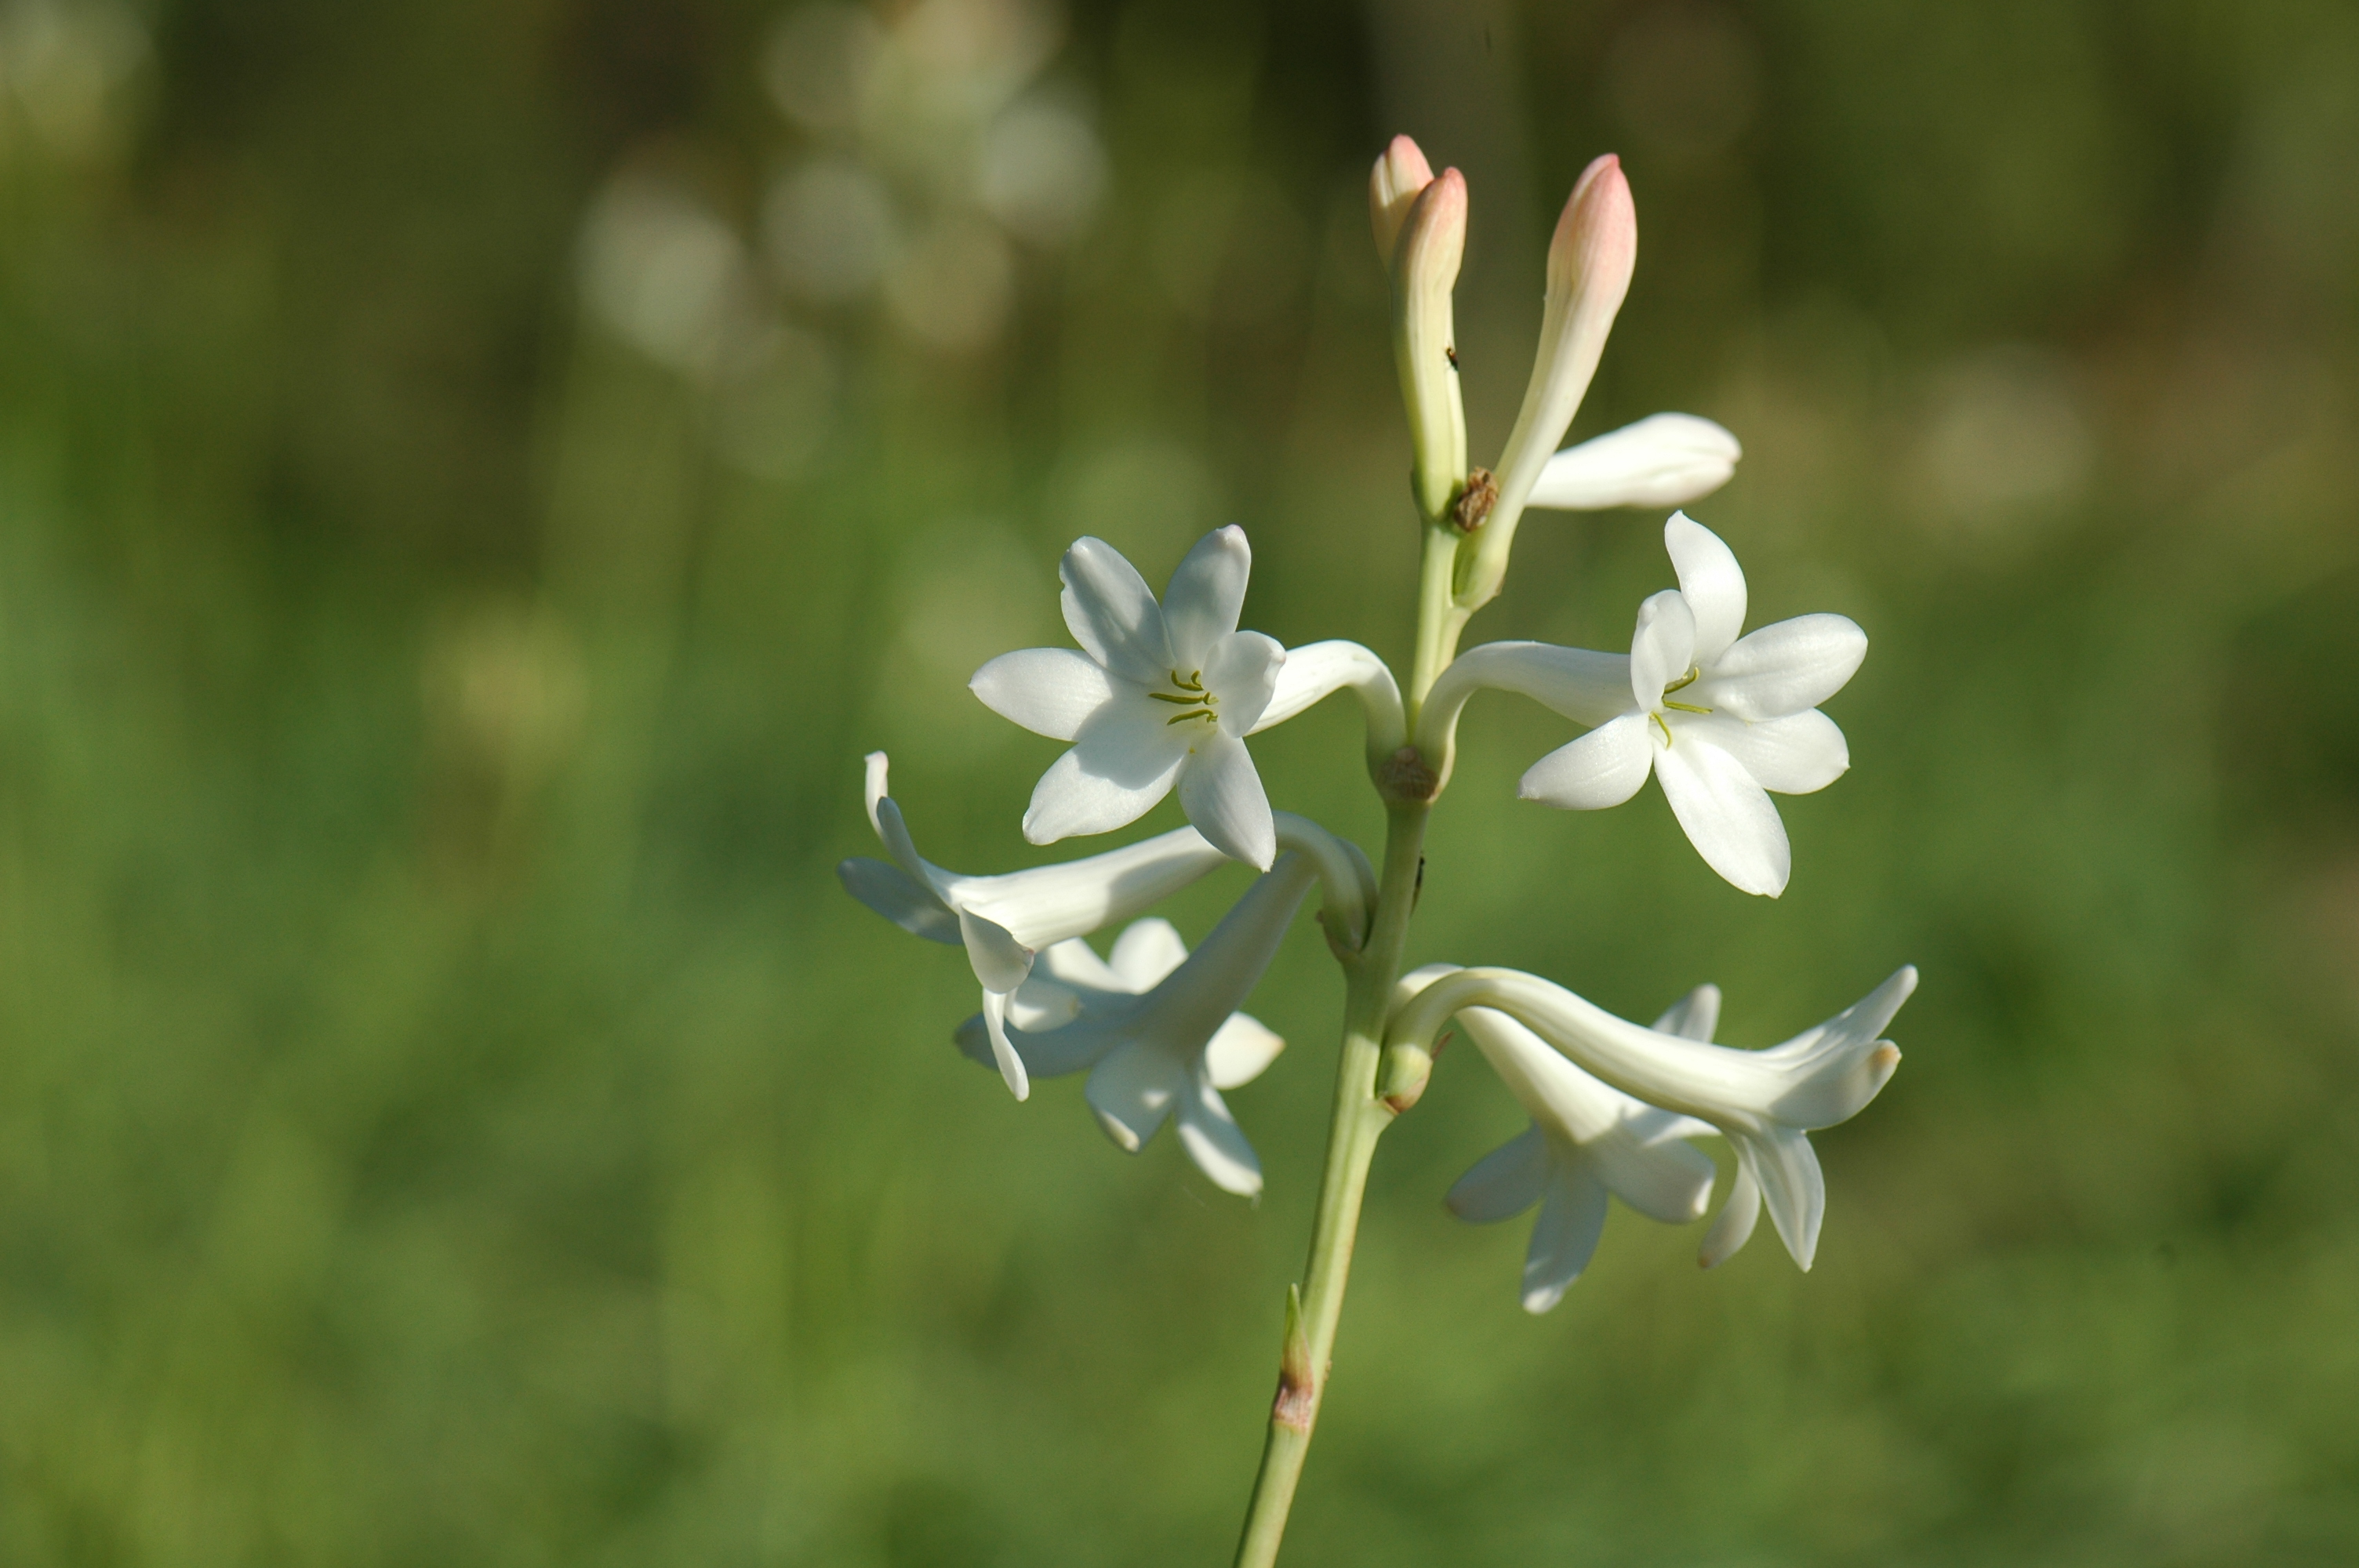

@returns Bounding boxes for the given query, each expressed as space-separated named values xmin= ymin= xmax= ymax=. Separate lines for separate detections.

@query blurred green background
xmin=3 ymin=0 xmax=2357 ymax=1561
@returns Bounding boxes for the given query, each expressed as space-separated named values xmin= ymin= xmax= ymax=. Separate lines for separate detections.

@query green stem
xmin=1407 ymin=523 xmax=1466 ymax=711
xmin=1231 ymin=801 xmax=1429 ymax=1568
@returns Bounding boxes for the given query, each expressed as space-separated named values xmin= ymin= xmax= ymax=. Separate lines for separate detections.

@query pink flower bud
xmin=1367 ymin=133 xmax=1435 ymax=267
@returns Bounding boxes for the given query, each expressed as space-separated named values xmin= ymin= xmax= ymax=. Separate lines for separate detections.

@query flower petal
xmin=1038 ymin=936 xmax=1126 ymax=991
xmin=1590 ymin=1112 xmax=1716 ymax=1224
xmin=1696 ymin=613 xmax=1866 ymax=720
xmin=1085 ymin=1038 xmax=1183 ymax=1152
xmin=1650 ymin=982 xmax=1722 ymax=1042
xmin=970 ymin=647 xmax=1116 ymax=741
xmin=1107 ymin=917 xmax=1189 ymax=992
xmin=837 ymin=857 xmax=961 ymax=944
xmin=1728 ymin=1126 xmax=1825 ymax=1270
xmin=1653 ymin=728 xmax=1791 ymax=896
xmin=1519 ymin=712 xmax=1655 ymax=810
xmin=1175 ymin=1074 xmax=1263 ymax=1196
xmin=1434 ymin=641 xmax=1634 ymax=729
xmin=1176 ymin=728 xmax=1276 ymax=869
xmin=1446 ymin=1126 xmax=1550 ymax=1223
xmin=1021 ymin=704 xmax=1187 ymax=846
xmin=1204 ymin=1011 xmax=1285 ymax=1090
xmin=1630 ymin=589 xmax=1696 ymax=709
xmin=1663 ymin=513 xmax=1747 ymax=663
xmin=1698 ymin=1160 xmax=1761 ymax=1269
xmin=1252 ymin=640 xmax=1400 ymax=733
xmin=1060 ymin=536 xmax=1172 ymax=687
xmin=1205 ymin=630 xmax=1284 ymax=736
xmin=1683 ymin=710 xmax=1850 ymax=795
xmin=981 ymin=988 xmax=1030 ymax=1101
xmin=953 ymin=996 xmax=1124 ymax=1080
xmin=1161 ymin=525 xmax=1251 ymax=672
xmin=1521 ymin=1162 xmax=1611 ymax=1313
xmin=950 ymin=826 xmax=1227 ymax=950
xmin=956 ymin=907 xmax=1034 ymax=995
xmin=1527 ymin=414 xmax=1742 ymax=510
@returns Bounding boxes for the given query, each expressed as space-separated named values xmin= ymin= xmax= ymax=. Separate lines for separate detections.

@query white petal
xmin=1630 ymin=589 xmax=1696 ymax=709
xmin=1590 ymin=1115 xmax=1717 ymax=1224
xmin=951 ymin=827 xmax=1227 ymax=951
xmin=1527 ymin=414 xmax=1741 ymax=510
xmin=1753 ymin=966 xmax=1912 ymax=1130
xmin=1446 ymin=1126 xmax=1549 ymax=1223
xmin=1521 ymin=1163 xmax=1610 ymax=1313
xmin=1005 ymin=967 xmax=1085 ymax=1032
xmin=1160 ymin=525 xmax=1250 ymax=672
xmin=1060 ymin=536 xmax=1172 ymax=687
xmin=1205 ymin=630 xmax=1284 ymax=736
xmin=957 ymin=907 xmax=1034 ymax=995
xmin=1653 ymin=729 xmax=1791 ymax=896
xmin=1663 ymin=513 xmax=1747 ymax=663
xmin=1432 ymin=641 xmax=1634 ymax=729
xmin=1107 ymin=918 xmax=1189 ymax=991
xmin=1020 ymin=703 xmax=1187 ymax=846
xmin=1729 ymin=1127 xmax=1825 ymax=1271
xmin=1683 ymin=710 xmax=1849 ymax=795
xmin=1085 ymin=1038 xmax=1183 ymax=1152
xmin=969 ymin=648 xmax=1116 ymax=741
xmin=863 ymin=751 xmax=894 ymax=837
xmin=1252 ymin=640 xmax=1399 ymax=733
xmin=1519 ymin=712 xmax=1654 ymax=810
xmin=953 ymin=997 xmax=1120 ymax=1080
xmin=1696 ymin=614 xmax=1866 ymax=720
xmin=871 ymin=795 xmax=948 ymax=901
xmin=1176 ymin=729 xmax=1275 ymax=869
xmin=1174 ymin=1074 xmax=1263 ymax=1196
xmin=1037 ymin=936 xmax=1125 ymax=990
xmin=981 ymin=989 xmax=1030 ymax=1101
xmin=1650 ymin=983 xmax=1722 ymax=1042
xmin=1204 ymin=1011 xmax=1285 ymax=1090
xmin=837 ymin=857 xmax=961 ymax=944
xmin=1698 ymin=1160 xmax=1761 ymax=1269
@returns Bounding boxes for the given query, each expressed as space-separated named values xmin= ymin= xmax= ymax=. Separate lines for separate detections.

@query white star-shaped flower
xmin=839 ymin=752 xmax=1229 ymax=1099
xmin=1389 ymin=964 xmax=1917 ymax=1270
xmin=971 ymin=527 xmax=1289 ymax=869
xmin=1417 ymin=967 xmax=1720 ymax=1312
xmin=1518 ymin=513 xmax=1867 ymax=896
xmin=957 ymin=856 xmax=1317 ymax=1196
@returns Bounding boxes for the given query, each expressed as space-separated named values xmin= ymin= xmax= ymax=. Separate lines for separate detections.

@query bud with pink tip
xmin=1367 ymin=134 xmax=1434 ymax=267
xmin=1465 ymin=154 xmax=1638 ymax=606
xmin=1390 ymin=163 xmax=1469 ymax=521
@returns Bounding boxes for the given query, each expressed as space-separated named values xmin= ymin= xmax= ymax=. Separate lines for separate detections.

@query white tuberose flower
xmin=1518 ymin=513 xmax=1868 ymax=896
xmin=958 ymin=855 xmax=1317 ymax=1196
xmin=1421 ymin=967 xmax=1718 ymax=1312
xmin=972 ymin=527 xmax=1288 ymax=869
xmin=1389 ymin=964 xmax=1917 ymax=1270
xmin=839 ymin=752 xmax=1228 ymax=1100
xmin=1525 ymin=413 xmax=1742 ymax=512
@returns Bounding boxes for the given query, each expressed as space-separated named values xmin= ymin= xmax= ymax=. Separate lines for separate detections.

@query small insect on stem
xmin=1444 ymin=344 xmax=1459 ymax=371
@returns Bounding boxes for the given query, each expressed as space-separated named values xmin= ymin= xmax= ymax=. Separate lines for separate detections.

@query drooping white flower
xmin=956 ymin=854 xmax=1319 ymax=1196
xmin=972 ymin=527 xmax=1293 ymax=869
xmin=838 ymin=751 xmax=1231 ymax=1099
xmin=1525 ymin=413 xmax=1742 ymax=513
xmin=1517 ymin=513 xmax=1868 ymax=896
xmin=1388 ymin=964 xmax=1917 ymax=1270
xmin=1415 ymin=967 xmax=1718 ymax=1311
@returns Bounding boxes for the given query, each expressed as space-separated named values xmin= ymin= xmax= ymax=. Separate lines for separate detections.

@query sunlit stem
xmin=1232 ymin=800 xmax=1427 ymax=1568
xmin=1407 ymin=522 xmax=1470 ymax=714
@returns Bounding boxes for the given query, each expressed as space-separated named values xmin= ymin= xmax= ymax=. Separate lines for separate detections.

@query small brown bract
xmin=1451 ymin=467 xmax=1498 ymax=533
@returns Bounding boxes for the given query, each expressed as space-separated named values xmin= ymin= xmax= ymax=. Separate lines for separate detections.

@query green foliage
xmin=2 ymin=0 xmax=2356 ymax=1561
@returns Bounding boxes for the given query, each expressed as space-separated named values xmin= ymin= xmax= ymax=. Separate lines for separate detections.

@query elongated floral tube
xmin=1385 ymin=964 xmax=1915 ymax=1268
xmin=1526 ymin=413 xmax=1742 ymax=511
xmin=1391 ymin=169 xmax=1469 ymax=521
xmin=1410 ymin=639 xmax=1632 ymax=786
xmin=1463 ymin=155 xmax=1637 ymax=608
xmin=1252 ymin=640 xmax=1408 ymax=768
xmin=1272 ymin=810 xmax=1376 ymax=951
xmin=1368 ymin=133 xmax=1434 ymax=267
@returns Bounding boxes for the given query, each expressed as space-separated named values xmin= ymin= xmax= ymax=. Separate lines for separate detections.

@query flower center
xmin=1651 ymin=666 xmax=1712 ymax=745
xmin=1148 ymin=669 xmax=1220 ymax=726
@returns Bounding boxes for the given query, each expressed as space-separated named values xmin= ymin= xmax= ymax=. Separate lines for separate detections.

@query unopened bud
xmin=1466 ymin=154 xmax=1638 ymax=607
xmin=1391 ymin=166 xmax=1469 ymax=522
xmin=1368 ymin=134 xmax=1434 ymax=267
